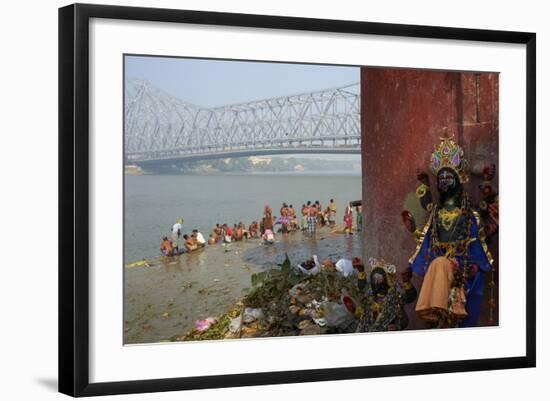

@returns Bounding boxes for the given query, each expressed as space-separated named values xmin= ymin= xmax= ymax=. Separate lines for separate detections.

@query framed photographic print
xmin=58 ymin=3 xmax=536 ymax=397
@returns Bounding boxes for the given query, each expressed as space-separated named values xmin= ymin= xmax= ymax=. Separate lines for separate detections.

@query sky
xmin=125 ymin=55 xmax=359 ymax=108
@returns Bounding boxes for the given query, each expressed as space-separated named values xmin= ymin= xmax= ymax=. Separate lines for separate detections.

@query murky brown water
xmin=124 ymin=227 xmax=363 ymax=344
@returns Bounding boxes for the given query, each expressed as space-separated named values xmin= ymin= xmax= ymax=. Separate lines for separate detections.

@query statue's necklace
xmin=438 ymin=198 xmax=460 ymax=231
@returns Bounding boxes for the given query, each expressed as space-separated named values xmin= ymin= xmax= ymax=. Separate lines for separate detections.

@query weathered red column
xmin=361 ymin=67 xmax=499 ymax=327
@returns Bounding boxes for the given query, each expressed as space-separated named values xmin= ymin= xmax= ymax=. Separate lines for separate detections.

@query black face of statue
xmin=437 ymin=168 xmax=463 ymax=206
xmin=370 ymin=268 xmax=389 ymax=296
xmin=437 ymin=168 xmax=457 ymax=194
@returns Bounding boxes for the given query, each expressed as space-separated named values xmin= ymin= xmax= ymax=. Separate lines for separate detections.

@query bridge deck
xmin=131 ymin=146 xmax=360 ymax=165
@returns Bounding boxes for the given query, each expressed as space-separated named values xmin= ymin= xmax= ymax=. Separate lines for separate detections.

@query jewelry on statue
xmin=416 ymin=184 xmax=429 ymax=199
xmin=430 ymin=136 xmax=469 ymax=184
xmin=437 ymin=207 xmax=461 ymax=231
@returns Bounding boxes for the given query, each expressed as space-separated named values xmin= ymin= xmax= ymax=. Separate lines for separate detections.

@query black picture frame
xmin=59 ymin=3 xmax=536 ymax=397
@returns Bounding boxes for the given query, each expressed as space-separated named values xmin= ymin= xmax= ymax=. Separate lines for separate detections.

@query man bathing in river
xmin=222 ymin=224 xmax=233 ymax=243
xmin=288 ymin=204 xmax=295 ymax=217
xmin=183 ymin=234 xmax=197 ymax=252
xmin=301 ymin=204 xmax=307 ymax=231
xmin=288 ymin=205 xmax=297 ymax=230
xmin=171 ymin=218 xmax=183 ymax=254
xmin=214 ymin=224 xmax=222 ymax=241
xmin=290 ymin=215 xmax=298 ymax=231
xmin=261 ymin=205 xmax=273 ymax=234
xmin=234 ymin=223 xmax=244 ymax=241
xmin=280 ymin=202 xmax=288 ymax=217
xmin=306 ymin=201 xmax=317 ymax=236
xmin=323 ymin=206 xmax=331 ymax=226
xmin=160 ymin=237 xmax=174 ymax=256
xmin=248 ymin=221 xmax=259 ymax=238
xmin=192 ymin=229 xmax=206 ymax=248
xmin=314 ymin=200 xmax=322 ymax=227
xmin=276 ymin=203 xmax=292 ymax=231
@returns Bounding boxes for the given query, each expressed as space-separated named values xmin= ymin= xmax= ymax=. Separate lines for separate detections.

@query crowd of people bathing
xmin=159 ymin=199 xmax=363 ymax=257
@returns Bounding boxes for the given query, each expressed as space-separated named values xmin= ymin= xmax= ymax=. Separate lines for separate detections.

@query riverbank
xmin=124 ymin=226 xmax=363 ymax=344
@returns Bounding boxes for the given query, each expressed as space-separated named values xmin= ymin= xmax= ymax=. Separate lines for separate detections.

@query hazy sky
xmin=125 ymin=55 xmax=359 ymax=108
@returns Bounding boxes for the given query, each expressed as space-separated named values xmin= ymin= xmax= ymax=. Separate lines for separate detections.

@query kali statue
xmin=402 ymin=136 xmax=498 ymax=328
xmin=362 ymin=258 xmax=418 ymax=332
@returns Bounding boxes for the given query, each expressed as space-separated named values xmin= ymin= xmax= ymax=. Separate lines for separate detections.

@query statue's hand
xmin=401 ymin=210 xmax=416 ymax=232
xmin=416 ymin=168 xmax=430 ymax=186
xmin=483 ymin=163 xmax=496 ymax=181
xmin=479 ymin=183 xmax=496 ymax=197
xmin=468 ymin=264 xmax=479 ymax=279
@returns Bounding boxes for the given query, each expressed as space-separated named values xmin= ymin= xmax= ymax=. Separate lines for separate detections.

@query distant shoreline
xmin=124 ymin=170 xmax=361 ymax=177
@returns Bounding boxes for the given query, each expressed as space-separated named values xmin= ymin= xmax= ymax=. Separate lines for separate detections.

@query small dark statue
xmin=360 ymin=258 xmax=417 ymax=332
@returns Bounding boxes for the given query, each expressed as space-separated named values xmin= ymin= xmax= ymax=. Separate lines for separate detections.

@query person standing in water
xmin=171 ymin=218 xmax=184 ymax=254
xmin=306 ymin=201 xmax=317 ymax=236
xmin=329 ymin=199 xmax=337 ymax=227
xmin=314 ymin=200 xmax=322 ymax=227
xmin=300 ymin=204 xmax=307 ymax=231
xmin=288 ymin=205 xmax=297 ymax=231
xmin=344 ymin=203 xmax=353 ymax=234
xmin=262 ymin=204 xmax=273 ymax=233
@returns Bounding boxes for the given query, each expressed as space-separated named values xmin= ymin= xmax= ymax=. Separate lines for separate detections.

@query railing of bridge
xmin=125 ymin=79 xmax=361 ymax=161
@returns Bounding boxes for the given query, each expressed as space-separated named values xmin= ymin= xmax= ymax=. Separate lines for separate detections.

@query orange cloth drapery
xmin=415 ymin=256 xmax=467 ymax=322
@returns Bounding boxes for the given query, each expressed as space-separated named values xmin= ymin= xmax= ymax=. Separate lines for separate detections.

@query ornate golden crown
xmin=368 ymin=257 xmax=397 ymax=276
xmin=430 ymin=136 xmax=469 ymax=184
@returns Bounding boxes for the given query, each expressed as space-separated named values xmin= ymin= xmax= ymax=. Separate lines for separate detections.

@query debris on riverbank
xmin=172 ymin=255 xmax=408 ymax=341
xmin=124 ymin=229 xmax=367 ymax=344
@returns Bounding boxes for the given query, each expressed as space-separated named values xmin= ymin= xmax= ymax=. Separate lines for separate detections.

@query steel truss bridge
xmin=125 ymin=79 xmax=361 ymax=165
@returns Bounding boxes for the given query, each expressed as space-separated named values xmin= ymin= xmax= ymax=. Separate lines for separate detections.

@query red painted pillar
xmin=361 ymin=67 xmax=499 ymax=327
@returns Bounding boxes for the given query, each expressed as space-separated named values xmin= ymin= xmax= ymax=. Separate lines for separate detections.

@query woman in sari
xmin=344 ymin=203 xmax=353 ymax=234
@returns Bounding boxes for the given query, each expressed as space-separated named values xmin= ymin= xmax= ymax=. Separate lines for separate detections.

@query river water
xmin=124 ymin=172 xmax=362 ymax=263
xmin=124 ymin=172 xmax=363 ymax=344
